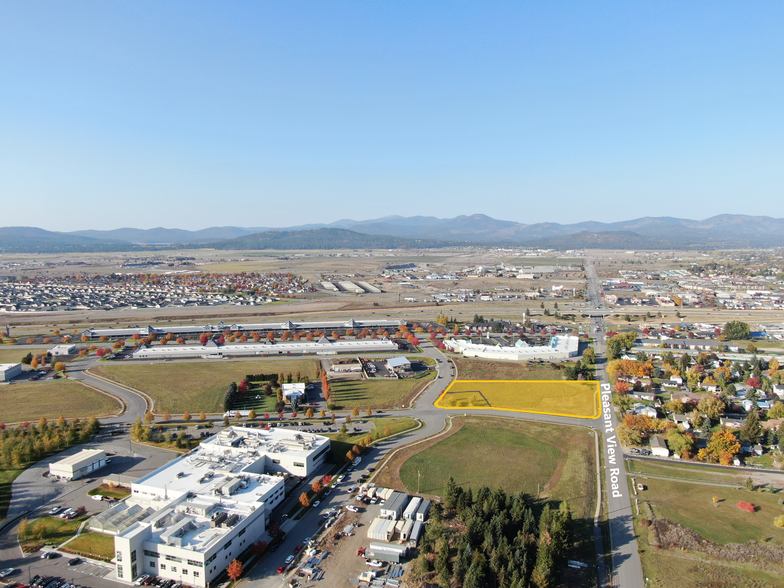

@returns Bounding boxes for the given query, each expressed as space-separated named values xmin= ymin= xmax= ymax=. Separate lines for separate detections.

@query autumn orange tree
xmin=697 ymin=428 xmax=741 ymax=465
xmin=299 ymin=492 xmax=310 ymax=507
xmin=312 ymin=480 xmax=323 ymax=494
xmin=226 ymin=559 xmax=243 ymax=580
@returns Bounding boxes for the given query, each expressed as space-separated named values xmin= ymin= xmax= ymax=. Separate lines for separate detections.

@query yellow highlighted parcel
xmin=436 ymin=379 xmax=601 ymax=419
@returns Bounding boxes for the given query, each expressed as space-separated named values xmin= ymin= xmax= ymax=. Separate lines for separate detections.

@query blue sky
xmin=1 ymin=1 xmax=783 ymax=231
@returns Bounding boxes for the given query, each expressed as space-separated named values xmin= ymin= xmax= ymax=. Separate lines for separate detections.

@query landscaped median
xmin=435 ymin=379 xmax=601 ymax=418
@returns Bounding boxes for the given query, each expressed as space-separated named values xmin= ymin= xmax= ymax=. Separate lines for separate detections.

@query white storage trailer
xmin=403 ymin=496 xmax=421 ymax=520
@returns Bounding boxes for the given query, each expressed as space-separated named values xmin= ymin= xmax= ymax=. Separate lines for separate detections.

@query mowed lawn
xmin=436 ymin=380 xmax=599 ymax=418
xmin=66 ymin=531 xmax=115 ymax=560
xmin=94 ymin=359 xmax=319 ymax=413
xmin=399 ymin=418 xmax=597 ymax=520
xmin=643 ymin=477 xmax=784 ymax=546
xmin=453 ymin=357 xmax=574 ymax=381
xmin=330 ymin=373 xmax=434 ymax=410
xmin=0 ymin=381 xmax=121 ymax=423
xmin=0 ymin=346 xmax=50 ymax=364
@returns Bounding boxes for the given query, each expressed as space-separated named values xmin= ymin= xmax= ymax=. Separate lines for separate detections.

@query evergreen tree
xmin=740 ymin=409 xmax=762 ymax=444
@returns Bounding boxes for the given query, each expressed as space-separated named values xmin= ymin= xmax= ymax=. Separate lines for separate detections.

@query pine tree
xmin=740 ymin=409 xmax=762 ymax=444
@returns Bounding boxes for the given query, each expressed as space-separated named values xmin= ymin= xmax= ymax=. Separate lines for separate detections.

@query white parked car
xmin=91 ymin=495 xmax=103 ymax=501
xmin=285 ymin=555 xmax=295 ymax=565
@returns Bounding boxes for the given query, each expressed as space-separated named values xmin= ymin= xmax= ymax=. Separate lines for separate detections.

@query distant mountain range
xmin=2 ymin=214 xmax=784 ymax=252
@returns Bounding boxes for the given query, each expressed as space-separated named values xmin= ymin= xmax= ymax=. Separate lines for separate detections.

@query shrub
xmin=737 ymin=501 xmax=756 ymax=513
xmin=774 ymin=515 xmax=784 ymax=528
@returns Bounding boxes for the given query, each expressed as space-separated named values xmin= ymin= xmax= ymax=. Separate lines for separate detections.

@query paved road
xmin=586 ymin=255 xmax=644 ymax=588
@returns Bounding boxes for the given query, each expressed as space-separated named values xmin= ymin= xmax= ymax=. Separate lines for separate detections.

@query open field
xmin=627 ymin=459 xmax=747 ymax=486
xmin=0 ymin=381 xmax=122 ymax=422
xmin=329 ymin=372 xmax=435 ymax=410
xmin=452 ymin=357 xmax=579 ymax=380
xmin=400 ymin=424 xmax=559 ymax=496
xmin=0 ymin=346 xmax=49 ymax=364
xmin=632 ymin=475 xmax=784 ymax=587
xmin=64 ymin=531 xmax=115 ymax=560
xmin=385 ymin=416 xmax=597 ymax=520
xmin=93 ymin=359 xmax=319 ymax=413
xmin=436 ymin=379 xmax=600 ymax=418
xmin=641 ymin=477 xmax=784 ymax=546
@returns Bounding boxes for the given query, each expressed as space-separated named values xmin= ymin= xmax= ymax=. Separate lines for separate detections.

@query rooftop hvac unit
xmin=223 ymin=513 xmax=239 ymax=527
xmin=211 ymin=512 xmax=228 ymax=527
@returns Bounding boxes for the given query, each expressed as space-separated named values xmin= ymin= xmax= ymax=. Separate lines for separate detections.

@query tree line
xmin=0 ymin=416 xmax=100 ymax=470
xmin=412 ymin=478 xmax=573 ymax=588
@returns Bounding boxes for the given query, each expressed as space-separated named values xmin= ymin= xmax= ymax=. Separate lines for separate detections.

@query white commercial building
xmin=131 ymin=336 xmax=398 ymax=360
xmin=49 ymin=449 xmax=107 ymax=480
xmin=443 ymin=335 xmax=580 ymax=362
xmin=112 ymin=426 xmax=330 ymax=586
xmin=82 ymin=318 xmax=405 ymax=340
xmin=0 ymin=362 xmax=22 ymax=381
xmin=49 ymin=344 xmax=76 ymax=356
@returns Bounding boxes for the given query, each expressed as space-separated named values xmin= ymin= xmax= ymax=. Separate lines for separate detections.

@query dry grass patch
xmin=0 ymin=346 xmax=49 ymax=364
xmin=93 ymin=359 xmax=318 ymax=413
xmin=453 ymin=357 xmax=575 ymax=381
xmin=330 ymin=373 xmax=435 ymax=410
xmin=437 ymin=379 xmax=599 ymax=418
xmin=0 ymin=381 xmax=121 ymax=423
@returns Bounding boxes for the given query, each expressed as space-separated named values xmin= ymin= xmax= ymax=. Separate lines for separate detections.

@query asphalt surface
xmin=586 ymin=256 xmax=644 ymax=588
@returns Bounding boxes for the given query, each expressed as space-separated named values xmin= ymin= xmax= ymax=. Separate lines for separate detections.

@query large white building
xmin=131 ymin=336 xmax=398 ymax=360
xmin=49 ymin=449 xmax=107 ymax=480
xmin=111 ymin=427 xmax=330 ymax=586
xmin=444 ymin=335 xmax=580 ymax=362
xmin=0 ymin=362 xmax=22 ymax=382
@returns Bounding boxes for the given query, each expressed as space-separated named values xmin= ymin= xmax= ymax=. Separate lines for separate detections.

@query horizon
xmin=6 ymin=211 xmax=783 ymax=235
xmin=2 ymin=2 xmax=783 ymax=231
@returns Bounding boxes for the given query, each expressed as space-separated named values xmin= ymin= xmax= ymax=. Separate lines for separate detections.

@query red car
xmin=294 ymin=544 xmax=303 ymax=554
xmin=277 ymin=566 xmax=286 ymax=574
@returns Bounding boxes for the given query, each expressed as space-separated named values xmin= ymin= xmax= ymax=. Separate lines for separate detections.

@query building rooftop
xmin=53 ymin=449 xmax=105 ymax=467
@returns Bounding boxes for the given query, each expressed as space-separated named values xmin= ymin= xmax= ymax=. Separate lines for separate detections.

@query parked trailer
xmin=403 ymin=496 xmax=421 ymax=520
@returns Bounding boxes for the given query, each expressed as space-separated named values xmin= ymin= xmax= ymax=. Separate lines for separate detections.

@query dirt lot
xmin=293 ymin=502 xmax=412 ymax=588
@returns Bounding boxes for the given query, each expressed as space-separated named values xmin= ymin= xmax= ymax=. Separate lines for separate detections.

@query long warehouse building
xmin=131 ymin=336 xmax=398 ymax=360
xmin=82 ymin=318 xmax=406 ymax=340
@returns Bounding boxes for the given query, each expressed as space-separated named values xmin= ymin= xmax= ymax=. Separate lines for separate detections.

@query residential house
xmin=649 ymin=436 xmax=670 ymax=458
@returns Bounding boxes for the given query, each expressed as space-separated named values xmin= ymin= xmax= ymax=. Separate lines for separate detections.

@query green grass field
xmin=452 ymin=357 xmax=581 ymax=381
xmin=65 ymin=531 xmax=115 ymax=560
xmin=94 ymin=359 xmax=319 ymax=413
xmin=0 ymin=346 xmax=49 ymax=364
xmin=643 ymin=477 xmax=784 ymax=546
xmin=633 ymin=475 xmax=784 ymax=587
xmin=627 ymin=459 xmax=746 ymax=486
xmin=0 ymin=381 xmax=122 ymax=423
xmin=87 ymin=483 xmax=131 ymax=499
xmin=330 ymin=373 xmax=435 ymax=410
xmin=18 ymin=515 xmax=86 ymax=551
xmin=327 ymin=417 xmax=420 ymax=462
xmin=398 ymin=417 xmax=597 ymax=520
xmin=436 ymin=379 xmax=599 ymax=418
